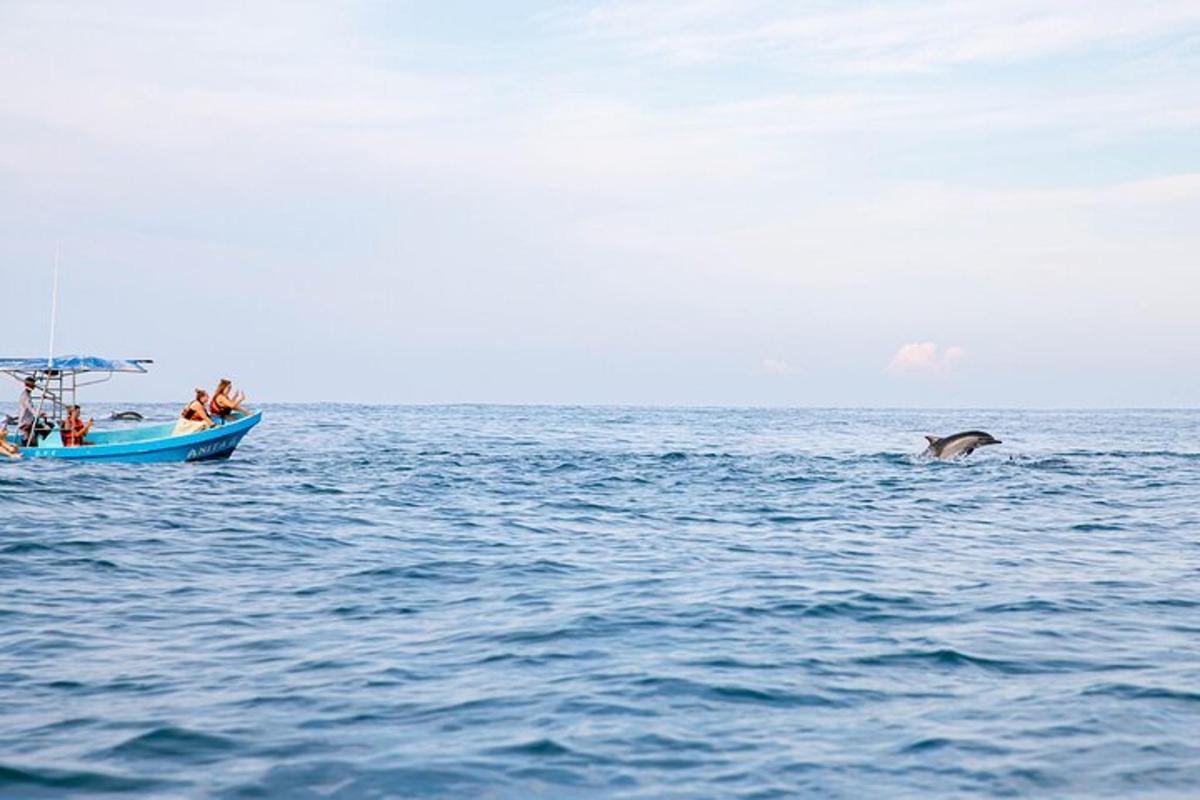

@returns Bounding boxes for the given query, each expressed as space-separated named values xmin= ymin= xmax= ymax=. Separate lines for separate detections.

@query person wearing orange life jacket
xmin=181 ymin=389 xmax=215 ymax=430
xmin=60 ymin=405 xmax=94 ymax=447
xmin=209 ymin=378 xmax=249 ymax=421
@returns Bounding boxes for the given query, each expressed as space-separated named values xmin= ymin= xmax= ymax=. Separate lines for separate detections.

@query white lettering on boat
xmin=186 ymin=440 xmax=234 ymax=460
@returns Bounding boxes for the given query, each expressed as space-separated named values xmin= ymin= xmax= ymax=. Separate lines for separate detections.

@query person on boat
xmin=0 ymin=423 xmax=21 ymax=459
xmin=15 ymin=376 xmax=51 ymax=446
xmin=209 ymin=378 xmax=249 ymax=421
xmin=60 ymin=405 xmax=94 ymax=447
xmin=180 ymin=389 xmax=215 ymax=431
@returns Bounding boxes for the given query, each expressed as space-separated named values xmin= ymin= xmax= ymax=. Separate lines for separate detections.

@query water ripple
xmin=2 ymin=405 xmax=1199 ymax=797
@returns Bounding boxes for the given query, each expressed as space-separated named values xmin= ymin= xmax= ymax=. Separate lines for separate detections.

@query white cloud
xmin=579 ymin=0 xmax=1200 ymax=73
xmin=3 ymin=2 xmax=1197 ymax=199
xmin=511 ymin=99 xmax=766 ymax=186
xmin=0 ymin=2 xmax=485 ymax=185
xmin=887 ymin=342 xmax=966 ymax=376
xmin=758 ymin=358 xmax=796 ymax=376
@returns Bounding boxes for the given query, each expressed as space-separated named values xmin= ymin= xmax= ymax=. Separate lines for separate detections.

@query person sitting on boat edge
xmin=0 ymin=422 xmax=21 ymax=459
xmin=60 ymin=405 xmax=94 ymax=447
xmin=177 ymin=389 xmax=215 ymax=434
xmin=209 ymin=378 xmax=249 ymax=421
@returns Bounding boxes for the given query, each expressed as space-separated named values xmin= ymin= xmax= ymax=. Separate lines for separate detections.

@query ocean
xmin=2 ymin=405 xmax=1198 ymax=798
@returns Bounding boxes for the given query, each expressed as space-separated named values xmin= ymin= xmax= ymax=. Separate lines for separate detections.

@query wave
xmin=102 ymin=726 xmax=239 ymax=763
xmin=632 ymin=676 xmax=843 ymax=708
xmin=1081 ymin=683 xmax=1200 ymax=703
xmin=0 ymin=764 xmax=171 ymax=794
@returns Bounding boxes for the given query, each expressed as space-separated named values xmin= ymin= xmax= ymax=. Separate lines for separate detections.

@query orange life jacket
xmin=210 ymin=395 xmax=232 ymax=418
xmin=182 ymin=403 xmax=204 ymax=422
xmin=61 ymin=418 xmax=87 ymax=447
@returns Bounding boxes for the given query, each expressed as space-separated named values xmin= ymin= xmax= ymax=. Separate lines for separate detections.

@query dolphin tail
xmin=924 ymin=435 xmax=940 ymax=446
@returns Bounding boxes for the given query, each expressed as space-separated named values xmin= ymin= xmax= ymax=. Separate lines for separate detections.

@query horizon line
xmin=80 ymin=400 xmax=1200 ymax=412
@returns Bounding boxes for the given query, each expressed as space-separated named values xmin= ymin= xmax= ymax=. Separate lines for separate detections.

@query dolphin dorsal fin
xmin=924 ymin=435 xmax=940 ymax=445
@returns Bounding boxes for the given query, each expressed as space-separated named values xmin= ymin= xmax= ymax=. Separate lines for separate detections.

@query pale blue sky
xmin=2 ymin=1 xmax=1197 ymax=406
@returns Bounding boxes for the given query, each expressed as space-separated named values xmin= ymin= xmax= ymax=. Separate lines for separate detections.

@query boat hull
xmin=12 ymin=411 xmax=262 ymax=464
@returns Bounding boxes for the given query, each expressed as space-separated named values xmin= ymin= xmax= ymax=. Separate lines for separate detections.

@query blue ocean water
xmin=2 ymin=405 xmax=1199 ymax=799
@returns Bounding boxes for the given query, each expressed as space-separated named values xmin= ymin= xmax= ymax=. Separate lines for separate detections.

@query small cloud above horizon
xmin=758 ymin=358 xmax=798 ymax=376
xmin=886 ymin=342 xmax=966 ymax=376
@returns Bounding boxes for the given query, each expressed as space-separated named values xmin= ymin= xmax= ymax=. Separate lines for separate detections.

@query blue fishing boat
xmin=1 ymin=356 xmax=261 ymax=463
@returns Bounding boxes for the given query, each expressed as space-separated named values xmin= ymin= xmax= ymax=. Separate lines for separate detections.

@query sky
xmin=1 ymin=0 xmax=1198 ymax=407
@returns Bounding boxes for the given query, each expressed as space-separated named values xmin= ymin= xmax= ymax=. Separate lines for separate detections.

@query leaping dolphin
xmin=922 ymin=431 xmax=1001 ymax=459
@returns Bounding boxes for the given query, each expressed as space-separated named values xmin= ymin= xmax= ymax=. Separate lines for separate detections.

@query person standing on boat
xmin=16 ymin=376 xmax=50 ymax=446
xmin=60 ymin=405 xmax=94 ymax=447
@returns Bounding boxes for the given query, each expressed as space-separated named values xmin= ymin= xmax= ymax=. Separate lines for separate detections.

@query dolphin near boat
xmin=922 ymin=431 xmax=1001 ymax=459
xmin=109 ymin=410 xmax=144 ymax=421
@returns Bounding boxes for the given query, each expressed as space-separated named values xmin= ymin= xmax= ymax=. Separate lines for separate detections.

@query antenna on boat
xmin=47 ymin=243 xmax=60 ymax=368
xmin=23 ymin=245 xmax=62 ymax=444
